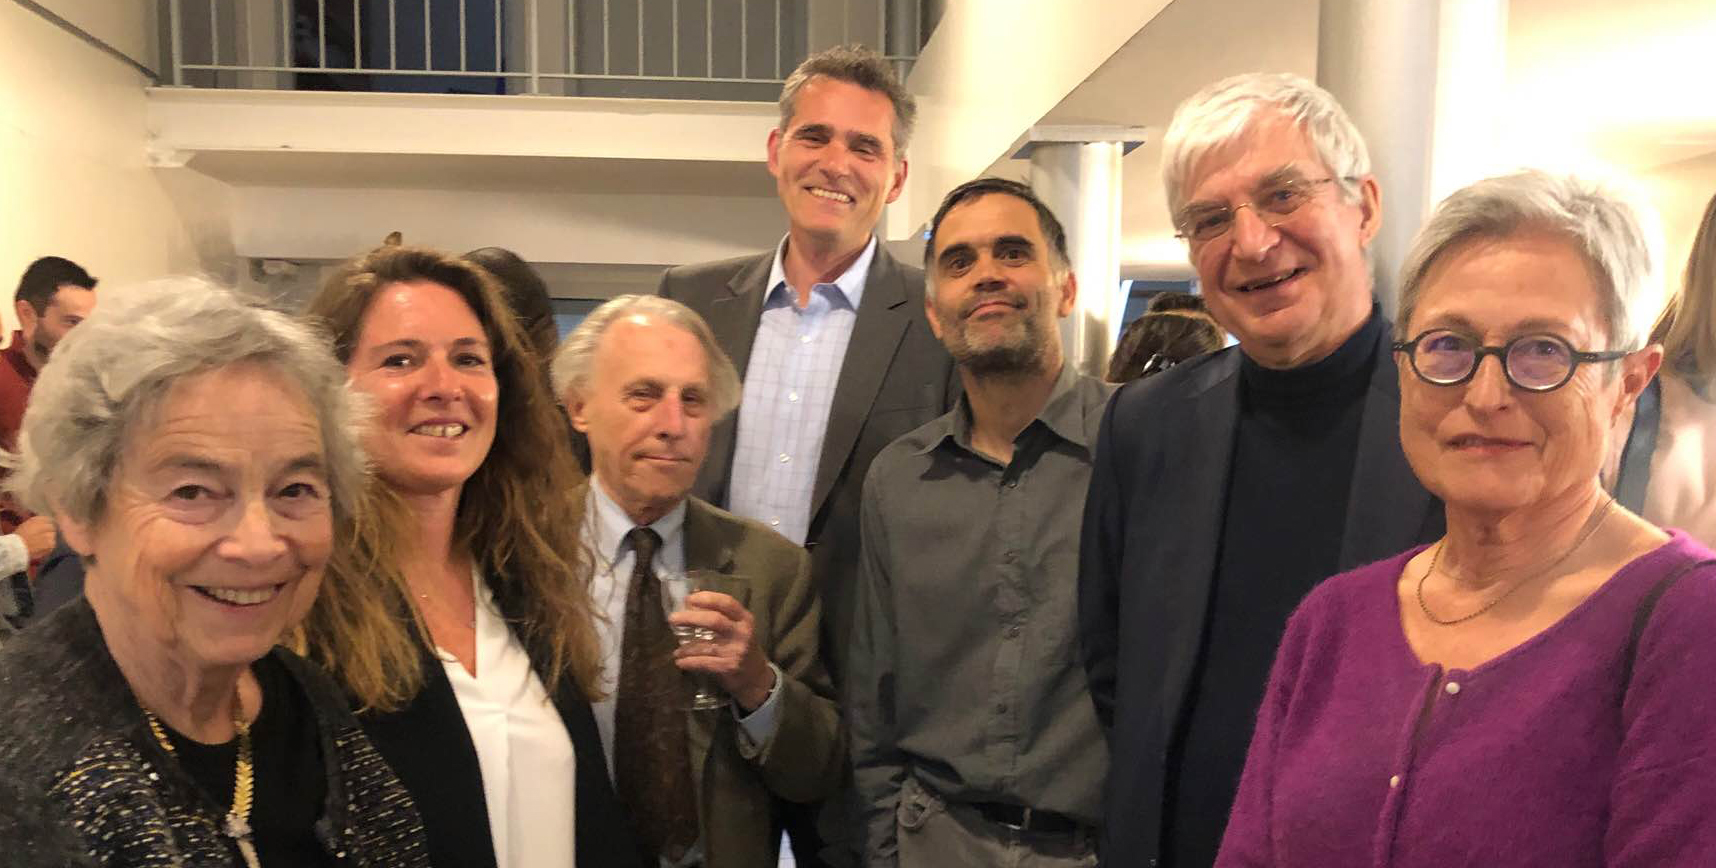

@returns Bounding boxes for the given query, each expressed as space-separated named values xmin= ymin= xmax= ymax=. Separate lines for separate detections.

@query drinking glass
xmin=663 ymin=569 xmax=729 ymax=710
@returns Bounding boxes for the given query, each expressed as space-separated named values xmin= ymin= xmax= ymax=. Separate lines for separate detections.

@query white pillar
xmin=1317 ymin=0 xmax=1507 ymax=315
xmin=1016 ymin=125 xmax=1147 ymax=377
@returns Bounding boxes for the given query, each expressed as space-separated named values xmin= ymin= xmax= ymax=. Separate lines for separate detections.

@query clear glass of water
xmin=663 ymin=569 xmax=729 ymax=711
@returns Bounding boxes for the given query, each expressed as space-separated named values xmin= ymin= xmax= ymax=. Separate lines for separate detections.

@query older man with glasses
xmin=1078 ymin=73 xmax=1443 ymax=867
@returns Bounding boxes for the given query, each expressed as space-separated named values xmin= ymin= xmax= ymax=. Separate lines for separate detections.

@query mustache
xmin=959 ymin=292 xmax=1028 ymax=318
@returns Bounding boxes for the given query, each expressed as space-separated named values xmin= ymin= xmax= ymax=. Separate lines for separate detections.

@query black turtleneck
xmin=1163 ymin=308 xmax=1388 ymax=868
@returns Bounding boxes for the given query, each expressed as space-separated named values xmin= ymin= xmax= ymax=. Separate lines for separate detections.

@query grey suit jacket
xmin=681 ymin=495 xmax=844 ymax=868
xmin=659 ymin=244 xmax=958 ymax=685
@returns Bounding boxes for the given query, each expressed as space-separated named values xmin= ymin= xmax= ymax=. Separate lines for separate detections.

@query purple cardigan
xmin=1215 ymin=531 xmax=1716 ymax=867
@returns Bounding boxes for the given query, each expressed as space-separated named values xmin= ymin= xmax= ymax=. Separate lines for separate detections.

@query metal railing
xmin=163 ymin=0 xmax=922 ymax=100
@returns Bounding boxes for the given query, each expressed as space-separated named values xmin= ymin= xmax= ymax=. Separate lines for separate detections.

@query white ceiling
xmin=1006 ymin=0 xmax=1716 ymax=274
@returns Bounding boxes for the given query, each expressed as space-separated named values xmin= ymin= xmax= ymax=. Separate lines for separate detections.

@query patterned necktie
xmin=613 ymin=527 xmax=699 ymax=864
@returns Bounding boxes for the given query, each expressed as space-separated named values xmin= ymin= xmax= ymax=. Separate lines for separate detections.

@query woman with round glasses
xmin=1216 ymin=171 xmax=1716 ymax=867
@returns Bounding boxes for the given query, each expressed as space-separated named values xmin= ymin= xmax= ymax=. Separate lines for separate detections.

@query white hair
xmin=7 ymin=278 xmax=369 ymax=524
xmin=1161 ymin=72 xmax=1372 ymax=220
xmin=1397 ymin=170 xmax=1662 ymax=351
xmin=549 ymin=294 xmax=741 ymax=419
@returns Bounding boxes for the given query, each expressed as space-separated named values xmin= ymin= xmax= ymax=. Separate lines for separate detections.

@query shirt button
xmin=1005 ymin=479 xmax=1018 ymax=489
xmin=1006 ymin=625 xmax=1021 ymax=638
xmin=778 ymin=453 xmax=791 ymax=463
xmin=1389 ymin=775 xmax=1401 ymax=788
xmin=800 ymin=334 xmax=813 ymax=343
xmin=769 ymin=518 xmax=780 ymax=527
xmin=1003 ymin=551 xmax=1017 ymax=563
xmin=788 ymin=391 xmax=800 ymax=402
xmin=996 ymin=702 xmax=1007 ymax=714
xmin=1445 ymin=681 xmax=1461 ymax=695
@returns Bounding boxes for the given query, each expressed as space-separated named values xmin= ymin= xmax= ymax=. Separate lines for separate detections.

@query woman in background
xmin=1608 ymin=191 xmax=1716 ymax=544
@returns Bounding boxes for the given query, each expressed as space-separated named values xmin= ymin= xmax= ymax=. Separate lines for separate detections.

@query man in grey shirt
xmin=847 ymin=177 xmax=1113 ymax=866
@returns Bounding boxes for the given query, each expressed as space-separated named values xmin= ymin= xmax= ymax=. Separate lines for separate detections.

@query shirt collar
xmin=914 ymin=362 xmax=1091 ymax=456
xmin=765 ymin=234 xmax=878 ymax=311
xmin=587 ymin=476 xmax=687 ymax=566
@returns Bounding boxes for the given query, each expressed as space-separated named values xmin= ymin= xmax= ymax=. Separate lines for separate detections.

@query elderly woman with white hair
xmin=0 ymin=281 xmax=430 ymax=866
xmin=1216 ymin=171 xmax=1716 ymax=867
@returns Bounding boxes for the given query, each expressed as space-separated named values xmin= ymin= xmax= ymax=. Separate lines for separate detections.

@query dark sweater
xmin=0 ymin=600 xmax=430 ymax=867
xmin=1164 ymin=312 xmax=1385 ymax=867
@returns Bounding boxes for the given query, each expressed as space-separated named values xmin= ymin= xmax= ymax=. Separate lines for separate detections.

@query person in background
xmin=464 ymin=246 xmax=592 ymax=473
xmin=849 ymin=178 xmax=1112 ymax=866
xmin=1106 ymin=310 xmax=1225 ymax=383
xmin=657 ymin=44 xmax=957 ymax=866
xmin=0 ymin=256 xmax=95 ymax=628
xmin=1079 ymin=72 xmax=1442 ymax=867
xmin=0 ymin=279 xmax=431 ymax=865
xmin=1607 ymin=190 xmax=1716 ymax=545
xmin=1218 ymin=170 xmax=1716 ymax=867
xmin=298 ymin=245 xmax=638 ymax=868
xmin=1146 ymin=290 xmax=1213 ymax=318
xmin=551 ymin=294 xmax=842 ymax=867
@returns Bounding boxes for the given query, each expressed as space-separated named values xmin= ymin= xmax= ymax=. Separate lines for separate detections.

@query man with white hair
xmin=1078 ymin=73 xmax=1442 ymax=866
xmin=552 ymin=295 xmax=842 ymax=868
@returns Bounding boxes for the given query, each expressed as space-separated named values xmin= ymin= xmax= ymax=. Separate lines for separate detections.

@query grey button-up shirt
xmin=848 ymin=363 xmax=1114 ymax=861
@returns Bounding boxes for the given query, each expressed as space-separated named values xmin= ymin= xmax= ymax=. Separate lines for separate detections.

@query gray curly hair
xmin=7 ymin=278 xmax=368 ymax=525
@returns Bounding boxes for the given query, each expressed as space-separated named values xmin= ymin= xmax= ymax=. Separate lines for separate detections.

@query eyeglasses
xmin=1173 ymin=177 xmax=1348 ymax=243
xmin=1392 ymin=329 xmax=1627 ymax=392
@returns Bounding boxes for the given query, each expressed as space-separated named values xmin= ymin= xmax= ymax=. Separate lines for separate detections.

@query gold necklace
xmin=144 ymin=697 xmax=262 ymax=868
xmin=1416 ymin=493 xmax=1616 ymax=626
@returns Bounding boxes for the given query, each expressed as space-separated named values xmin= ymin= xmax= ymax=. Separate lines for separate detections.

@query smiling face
xmin=347 ymin=280 xmax=499 ymax=498
xmin=768 ymin=76 xmax=908 ymax=255
xmin=926 ymin=192 xmax=1075 ymax=376
xmin=1398 ymin=231 xmax=1659 ymax=516
xmin=565 ymin=316 xmax=713 ymax=526
xmin=67 ymin=364 xmax=333 ymax=671
xmin=1181 ymin=113 xmax=1380 ymax=369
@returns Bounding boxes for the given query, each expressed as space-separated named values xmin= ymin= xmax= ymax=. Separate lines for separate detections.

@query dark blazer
xmin=679 ymin=495 xmax=845 ymax=867
xmin=1078 ymin=325 xmax=1443 ymax=865
xmin=658 ymin=244 xmax=958 ymax=686
xmin=359 ymin=571 xmax=642 ymax=868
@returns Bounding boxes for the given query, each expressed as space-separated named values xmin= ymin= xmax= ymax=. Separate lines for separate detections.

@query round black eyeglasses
xmin=1392 ymin=329 xmax=1627 ymax=392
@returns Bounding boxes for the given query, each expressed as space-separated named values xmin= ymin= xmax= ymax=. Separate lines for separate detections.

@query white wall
xmin=896 ymin=0 xmax=1173 ymax=237
xmin=1641 ymin=152 xmax=1716 ymax=300
xmin=1 ymin=1 xmax=237 ymax=334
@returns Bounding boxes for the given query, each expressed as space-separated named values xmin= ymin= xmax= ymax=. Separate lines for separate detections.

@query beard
xmin=938 ymin=295 xmax=1057 ymax=377
xmin=30 ymin=334 xmax=53 ymax=362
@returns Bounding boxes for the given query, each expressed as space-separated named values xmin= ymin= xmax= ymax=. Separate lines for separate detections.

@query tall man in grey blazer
xmin=658 ymin=45 xmax=957 ymax=867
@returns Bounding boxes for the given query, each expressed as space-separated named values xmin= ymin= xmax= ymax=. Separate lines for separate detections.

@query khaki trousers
xmin=895 ymin=777 xmax=1097 ymax=868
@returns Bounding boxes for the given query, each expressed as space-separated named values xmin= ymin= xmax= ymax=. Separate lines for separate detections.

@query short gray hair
xmin=8 ymin=278 xmax=368 ymax=525
xmin=1161 ymin=72 xmax=1371 ymax=220
xmin=779 ymin=44 xmax=917 ymax=153
xmin=1397 ymin=170 xmax=1661 ymax=352
xmin=550 ymin=295 xmax=741 ymax=419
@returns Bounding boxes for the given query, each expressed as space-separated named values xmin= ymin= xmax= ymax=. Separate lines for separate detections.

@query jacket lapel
xmin=1340 ymin=328 xmax=1443 ymax=567
xmin=695 ymin=256 xmax=773 ymax=506
xmin=1155 ymin=351 xmax=1242 ymax=739
xmin=809 ymin=246 xmax=912 ymax=520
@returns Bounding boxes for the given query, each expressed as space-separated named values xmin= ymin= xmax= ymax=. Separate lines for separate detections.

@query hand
xmin=669 ymin=591 xmax=776 ymax=712
xmin=14 ymin=516 xmax=55 ymax=562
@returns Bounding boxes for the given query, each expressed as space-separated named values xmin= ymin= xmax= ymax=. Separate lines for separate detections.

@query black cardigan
xmin=359 ymin=571 xmax=641 ymax=868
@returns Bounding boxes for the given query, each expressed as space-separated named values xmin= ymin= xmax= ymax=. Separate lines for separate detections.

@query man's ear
xmin=565 ymin=393 xmax=591 ymax=434
xmin=923 ymin=285 xmax=945 ymax=341
xmin=1057 ymin=271 xmax=1079 ymax=318
xmin=14 ymin=299 xmax=36 ymax=337
xmin=1356 ymin=175 xmax=1383 ymax=247
xmin=885 ymin=157 xmax=909 ymax=205
xmin=765 ymin=127 xmax=784 ymax=179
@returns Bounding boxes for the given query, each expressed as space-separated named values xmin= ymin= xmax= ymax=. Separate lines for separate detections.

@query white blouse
xmin=438 ymin=569 xmax=577 ymax=867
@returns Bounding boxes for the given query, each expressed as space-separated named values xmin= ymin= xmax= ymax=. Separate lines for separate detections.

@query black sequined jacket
xmin=0 ymin=600 xmax=432 ymax=867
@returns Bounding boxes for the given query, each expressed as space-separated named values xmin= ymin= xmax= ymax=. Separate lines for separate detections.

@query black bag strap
xmin=1614 ymin=376 xmax=1663 ymax=513
xmin=1621 ymin=557 xmax=1716 ymax=695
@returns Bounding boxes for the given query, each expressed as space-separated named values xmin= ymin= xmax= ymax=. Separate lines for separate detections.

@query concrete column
xmin=1317 ymin=0 xmax=1506 ymax=315
xmin=1016 ymin=125 xmax=1147 ymax=377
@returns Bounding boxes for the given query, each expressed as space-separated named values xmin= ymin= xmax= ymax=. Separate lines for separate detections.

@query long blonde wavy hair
xmin=297 ymin=245 xmax=602 ymax=710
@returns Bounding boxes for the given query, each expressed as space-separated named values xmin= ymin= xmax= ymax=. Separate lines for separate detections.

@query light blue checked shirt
xmin=728 ymin=235 xmax=878 ymax=546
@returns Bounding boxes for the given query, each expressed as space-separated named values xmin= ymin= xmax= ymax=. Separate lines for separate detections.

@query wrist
xmin=734 ymin=660 xmax=778 ymax=712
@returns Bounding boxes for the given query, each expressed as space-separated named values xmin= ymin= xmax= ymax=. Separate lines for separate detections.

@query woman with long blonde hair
xmin=299 ymin=245 xmax=639 ymax=868
xmin=1609 ymin=191 xmax=1716 ymax=544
